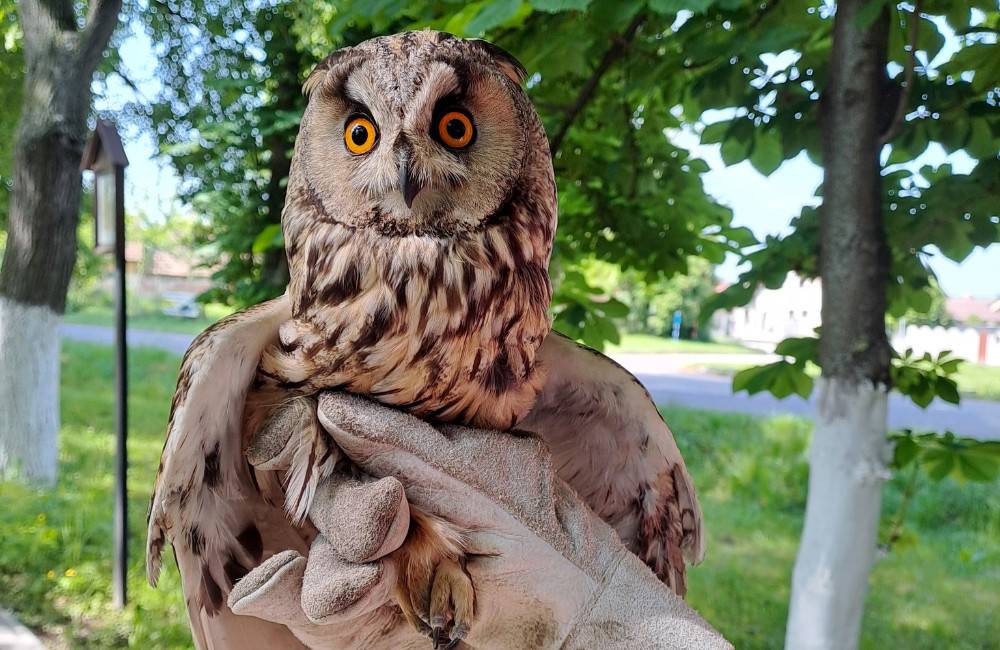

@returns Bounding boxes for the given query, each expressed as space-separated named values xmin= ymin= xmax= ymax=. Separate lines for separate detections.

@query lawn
xmin=606 ymin=332 xmax=755 ymax=354
xmin=693 ymin=359 xmax=1000 ymax=403
xmin=1 ymin=342 xmax=997 ymax=648
xmin=64 ymin=303 xmax=233 ymax=336
xmin=955 ymin=362 xmax=1000 ymax=402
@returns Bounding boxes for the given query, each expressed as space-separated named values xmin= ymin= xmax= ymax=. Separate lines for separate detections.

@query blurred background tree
xmin=0 ymin=0 xmax=122 ymax=484
xmin=0 ymin=0 xmax=22 ymax=232
xmin=140 ymin=0 xmax=753 ymax=348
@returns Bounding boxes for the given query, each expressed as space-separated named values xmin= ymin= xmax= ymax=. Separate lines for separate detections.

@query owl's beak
xmin=398 ymin=157 xmax=423 ymax=209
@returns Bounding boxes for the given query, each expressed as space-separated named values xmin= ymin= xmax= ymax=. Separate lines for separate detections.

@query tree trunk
xmin=784 ymin=2 xmax=892 ymax=649
xmin=0 ymin=0 xmax=121 ymax=484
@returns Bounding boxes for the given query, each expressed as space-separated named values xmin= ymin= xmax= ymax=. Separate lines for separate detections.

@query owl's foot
xmin=429 ymin=556 xmax=473 ymax=648
xmin=394 ymin=509 xmax=474 ymax=648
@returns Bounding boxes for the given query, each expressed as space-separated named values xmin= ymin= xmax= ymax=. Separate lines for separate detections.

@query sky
xmin=95 ymin=22 xmax=999 ymax=300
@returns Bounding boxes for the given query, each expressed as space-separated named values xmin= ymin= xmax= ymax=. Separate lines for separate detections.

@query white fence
xmin=892 ymin=324 xmax=1000 ymax=367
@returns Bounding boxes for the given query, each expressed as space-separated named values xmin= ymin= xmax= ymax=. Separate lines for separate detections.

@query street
xmin=61 ymin=324 xmax=999 ymax=440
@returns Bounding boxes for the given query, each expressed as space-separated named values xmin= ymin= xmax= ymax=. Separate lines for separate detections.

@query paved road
xmin=624 ymin=363 xmax=999 ymax=441
xmin=61 ymin=322 xmax=195 ymax=356
xmin=60 ymin=324 xmax=999 ymax=440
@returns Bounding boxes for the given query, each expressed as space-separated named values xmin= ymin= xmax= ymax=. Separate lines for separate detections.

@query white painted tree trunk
xmin=0 ymin=297 xmax=61 ymax=484
xmin=784 ymin=378 xmax=890 ymax=650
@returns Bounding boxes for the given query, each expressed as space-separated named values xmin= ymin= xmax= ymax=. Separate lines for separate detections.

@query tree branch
xmin=548 ymin=12 xmax=646 ymax=158
xmin=78 ymin=0 xmax=123 ymax=73
xmin=113 ymin=63 xmax=146 ymax=100
xmin=17 ymin=0 xmax=75 ymax=51
xmin=879 ymin=0 xmax=921 ymax=145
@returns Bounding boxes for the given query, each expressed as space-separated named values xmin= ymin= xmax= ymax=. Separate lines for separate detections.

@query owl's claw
xmin=428 ymin=556 xmax=473 ymax=648
xmin=396 ymin=552 xmax=474 ymax=647
xmin=431 ymin=626 xmax=447 ymax=649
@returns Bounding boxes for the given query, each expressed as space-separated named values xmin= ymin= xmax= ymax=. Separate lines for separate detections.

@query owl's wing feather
xmin=145 ymin=295 xmax=307 ymax=642
xmin=521 ymin=332 xmax=704 ymax=596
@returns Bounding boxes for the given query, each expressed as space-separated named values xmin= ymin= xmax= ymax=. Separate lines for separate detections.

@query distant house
xmin=123 ymin=241 xmax=215 ymax=298
xmin=944 ymin=296 xmax=1000 ymax=327
xmin=713 ymin=275 xmax=999 ymax=366
xmin=712 ymin=273 xmax=822 ymax=351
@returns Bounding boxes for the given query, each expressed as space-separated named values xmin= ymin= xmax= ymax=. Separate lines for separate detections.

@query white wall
xmin=714 ymin=273 xmax=822 ymax=350
xmin=893 ymin=324 xmax=999 ymax=367
xmin=714 ymin=276 xmax=999 ymax=366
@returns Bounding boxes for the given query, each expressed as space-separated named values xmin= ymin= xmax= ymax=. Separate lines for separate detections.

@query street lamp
xmin=81 ymin=120 xmax=129 ymax=609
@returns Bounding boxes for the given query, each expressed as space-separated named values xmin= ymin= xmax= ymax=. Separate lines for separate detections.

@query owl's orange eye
xmin=344 ymin=116 xmax=378 ymax=155
xmin=436 ymin=111 xmax=475 ymax=149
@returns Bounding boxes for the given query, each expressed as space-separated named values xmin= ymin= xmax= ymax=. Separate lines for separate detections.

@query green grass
xmin=667 ymin=409 xmax=1000 ymax=649
xmin=1 ymin=343 xmax=997 ymax=647
xmin=0 ymin=343 xmax=190 ymax=648
xmin=64 ymin=304 xmax=232 ymax=335
xmin=955 ymin=363 xmax=1000 ymax=401
xmin=692 ymin=359 xmax=1000 ymax=403
xmin=606 ymin=332 xmax=755 ymax=354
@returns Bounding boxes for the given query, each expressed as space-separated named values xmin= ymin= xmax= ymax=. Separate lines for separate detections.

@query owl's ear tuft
xmin=303 ymin=48 xmax=353 ymax=98
xmin=468 ymin=39 xmax=527 ymax=86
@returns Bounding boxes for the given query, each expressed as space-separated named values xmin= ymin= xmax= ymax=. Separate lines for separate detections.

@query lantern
xmin=81 ymin=120 xmax=130 ymax=608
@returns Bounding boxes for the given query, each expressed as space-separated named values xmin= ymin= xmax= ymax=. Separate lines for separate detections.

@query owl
xmin=147 ymin=31 xmax=703 ymax=649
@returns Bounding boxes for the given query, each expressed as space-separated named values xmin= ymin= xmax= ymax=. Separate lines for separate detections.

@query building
xmin=125 ymin=242 xmax=215 ymax=297
xmin=713 ymin=275 xmax=999 ymax=366
xmin=713 ymin=273 xmax=822 ymax=351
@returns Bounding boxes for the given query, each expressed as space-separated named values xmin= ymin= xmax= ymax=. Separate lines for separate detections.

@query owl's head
xmin=287 ymin=31 xmax=553 ymax=238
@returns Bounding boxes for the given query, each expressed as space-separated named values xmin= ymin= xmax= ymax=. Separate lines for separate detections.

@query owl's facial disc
xmin=300 ymin=40 xmax=527 ymax=236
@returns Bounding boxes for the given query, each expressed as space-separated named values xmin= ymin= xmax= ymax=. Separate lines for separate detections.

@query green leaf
xmin=251 ymin=224 xmax=283 ymax=254
xmin=648 ymin=0 xmax=716 ymax=15
xmin=720 ymin=136 xmax=750 ymax=166
xmin=922 ymin=447 xmax=956 ymax=480
xmin=597 ymin=297 xmax=630 ymax=319
xmin=955 ymin=452 xmax=1000 ymax=482
xmin=774 ymin=336 xmax=820 ymax=367
xmin=467 ymin=0 xmax=524 ymax=34
xmin=530 ymin=0 xmax=591 ymax=11
xmin=891 ymin=432 xmax=921 ymax=469
xmin=648 ymin=0 xmax=682 ymax=12
xmin=749 ymin=130 xmax=784 ymax=176
xmin=934 ymin=377 xmax=960 ymax=405
xmin=916 ymin=434 xmax=1000 ymax=482
xmin=700 ymin=121 xmax=730 ymax=145
xmin=733 ymin=361 xmax=814 ymax=399
xmin=965 ymin=119 xmax=997 ymax=160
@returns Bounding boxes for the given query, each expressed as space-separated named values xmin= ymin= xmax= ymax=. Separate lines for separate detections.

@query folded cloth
xmin=230 ymin=391 xmax=732 ymax=650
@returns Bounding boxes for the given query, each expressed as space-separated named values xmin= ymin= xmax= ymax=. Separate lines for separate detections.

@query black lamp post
xmin=82 ymin=120 xmax=130 ymax=608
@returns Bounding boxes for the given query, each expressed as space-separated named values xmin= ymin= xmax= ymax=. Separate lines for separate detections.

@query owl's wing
xmin=145 ymin=295 xmax=308 ymax=648
xmin=520 ymin=331 xmax=704 ymax=596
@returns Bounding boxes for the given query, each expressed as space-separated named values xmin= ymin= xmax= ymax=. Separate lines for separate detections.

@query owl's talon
xmin=431 ymin=626 xmax=447 ymax=649
xmin=394 ymin=511 xmax=474 ymax=644
xmin=428 ymin=556 xmax=473 ymax=645
xmin=396 ymin=551 xmax=474 ymax=644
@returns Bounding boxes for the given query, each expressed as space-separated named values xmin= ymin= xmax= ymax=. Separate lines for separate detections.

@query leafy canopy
xmin=142 ymin=0 xmax=757 ymax=349
xmin=683 ymin=0 xmax=999 ymax=409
